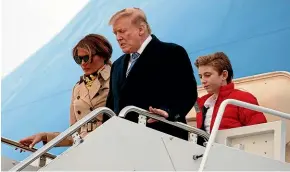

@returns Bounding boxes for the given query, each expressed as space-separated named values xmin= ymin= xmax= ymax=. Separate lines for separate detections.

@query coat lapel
xmin=124 ymin=35 xmax=157 ymax=81
xmin=118 ymin=35 xmax=159 ymax=91
xmin=88 ymin=78 xmax=101 ymax=100
xmin=87 ymin=64 xmax=111 ymax=101
xmin=75 ymin=65 xmax=110 ymax=107
xmin=77 ymin=82 xmax=91 ymax=106
xmin=119 ymin=54 xmax=130 ymax=91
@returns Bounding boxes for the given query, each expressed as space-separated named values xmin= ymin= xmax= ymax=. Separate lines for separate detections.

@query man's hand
xmin=147 ymin=106 xmax=169 ymax=123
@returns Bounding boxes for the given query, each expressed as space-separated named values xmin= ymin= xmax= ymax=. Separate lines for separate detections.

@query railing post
xmin=138 ymin=115 xmax=147 ymax=125
xmin=188 ymin=132 xmax=198 ymax=143
xmin=72 ymin=132 xmax=83 ymax=146
xmin=38 ymin=155 xmax=46 ymax=167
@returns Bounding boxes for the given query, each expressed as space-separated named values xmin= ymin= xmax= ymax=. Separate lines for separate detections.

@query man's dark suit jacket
xmin=105 ymin=34 xmax=198 ymax=140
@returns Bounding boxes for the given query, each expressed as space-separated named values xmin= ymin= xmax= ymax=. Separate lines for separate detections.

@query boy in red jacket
xmin=194 ymin=52 xmax=267 ymax=145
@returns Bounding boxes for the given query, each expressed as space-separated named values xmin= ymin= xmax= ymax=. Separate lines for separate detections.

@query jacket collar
xmin=79 ymin=64 xmax=111 ymax=84
xmin=126 ymin=34 xmax=159 ymax=54
xmin=198 ymin=82 xmax=235 ymax=106
xmin=131 ymin=35 xmax=152 ymax=56
xmin=218 ymin=82 xmax=235 ymax=98
xmin=98 ymin=64 xmax=111 ymax=81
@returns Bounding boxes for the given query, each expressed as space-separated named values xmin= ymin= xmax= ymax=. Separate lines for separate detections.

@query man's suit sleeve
xmin=164 ymin=45 xmax=198 ymax=121
xmin=104 ymin=63 xmax=115 ymax=122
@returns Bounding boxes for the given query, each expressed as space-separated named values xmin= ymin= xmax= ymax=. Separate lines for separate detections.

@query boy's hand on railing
xmin=147 ymin=106 xmax=169 ymax=123
xmin=18 ymin=132 xmax=47 ymax=150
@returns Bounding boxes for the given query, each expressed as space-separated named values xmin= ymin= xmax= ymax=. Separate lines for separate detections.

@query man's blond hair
xmin=109 ymin=7 xmax=151 ymax=34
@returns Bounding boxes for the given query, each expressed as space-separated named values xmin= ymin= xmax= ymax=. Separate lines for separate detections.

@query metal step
xmin=40 ymin=116 xmax=290 ymax=171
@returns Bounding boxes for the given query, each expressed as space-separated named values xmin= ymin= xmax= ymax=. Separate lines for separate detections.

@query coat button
xmin=77 ymin=96 xmax=80 ymax=100
xmin=90 ymin=107 xmax=93 ymax=111
xmin=77 ymin=111 xmax=81 ymax=115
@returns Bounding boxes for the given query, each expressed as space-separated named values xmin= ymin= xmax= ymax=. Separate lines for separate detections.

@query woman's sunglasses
xmin=73 ymin=55 xmax=91 ymax=65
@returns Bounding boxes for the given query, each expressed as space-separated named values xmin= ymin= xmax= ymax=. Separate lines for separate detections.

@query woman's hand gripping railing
xmin=1 ymin=137 xmax=56 ymax=159
xmin=2 ymin=137 xmax=56 ymax=167
xmin=9 ymin=107 xmax=116 ymax=172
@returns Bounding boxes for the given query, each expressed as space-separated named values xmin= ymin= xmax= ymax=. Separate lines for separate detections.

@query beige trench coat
xmin=46 ymin=65 xmax=111 ymax=146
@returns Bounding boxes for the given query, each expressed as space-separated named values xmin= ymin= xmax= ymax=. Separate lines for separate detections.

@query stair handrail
xmin=1 ymin=137 xmax=56 ymax=159
xmin=118 ymin=106 xmax=210 ymax=141
xmin=198 ymin=99 xmax=290 ymax=172
xmin=9 ymin=107 xmax=117 ymax=171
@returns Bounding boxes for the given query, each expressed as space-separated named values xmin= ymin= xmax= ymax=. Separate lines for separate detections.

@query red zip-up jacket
xmin=196 ymin=82 xmax=267 ymax=133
